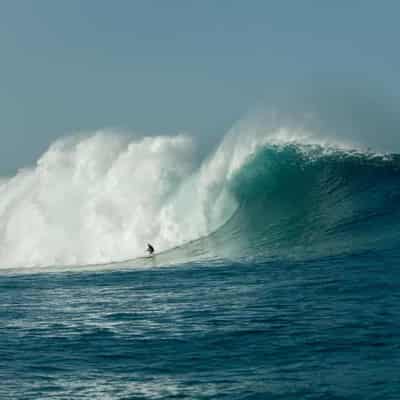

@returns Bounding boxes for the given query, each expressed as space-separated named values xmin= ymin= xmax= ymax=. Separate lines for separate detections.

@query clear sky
xmin=1 ymin=0 xmax=400 ymax=173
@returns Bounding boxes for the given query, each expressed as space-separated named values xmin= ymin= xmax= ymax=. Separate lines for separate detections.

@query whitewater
xmin=0 ymin=131 xmax=230 ymax=267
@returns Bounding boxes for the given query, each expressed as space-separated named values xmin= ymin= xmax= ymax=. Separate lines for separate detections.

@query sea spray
xmin=0 ymin=133 xmax=203 ymax=267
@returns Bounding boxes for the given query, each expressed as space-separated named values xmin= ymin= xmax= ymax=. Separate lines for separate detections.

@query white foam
xmin=0 ymin=128 xmax=244 ymax=268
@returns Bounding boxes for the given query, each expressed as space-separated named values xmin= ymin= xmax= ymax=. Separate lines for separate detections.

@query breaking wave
xmin=1 ymin=111 xmax=400 ymax=268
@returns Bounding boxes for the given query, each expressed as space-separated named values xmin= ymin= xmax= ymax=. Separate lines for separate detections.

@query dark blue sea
xmin=1 ymin=145 xmax=400 ymax=399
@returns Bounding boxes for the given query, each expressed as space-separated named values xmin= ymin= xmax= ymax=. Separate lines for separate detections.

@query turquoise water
xmin=1 ymin=145 xmax=400 ymax=399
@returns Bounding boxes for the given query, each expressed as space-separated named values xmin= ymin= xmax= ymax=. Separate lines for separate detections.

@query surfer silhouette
xmin=147 ymin=243 xmax=155 ymax=256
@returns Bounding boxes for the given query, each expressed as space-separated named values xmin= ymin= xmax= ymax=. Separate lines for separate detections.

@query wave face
xmin=1 ymin=115 xmax=400 ymax=268
xmin=217 ymin=146 xmax=400 ymax=259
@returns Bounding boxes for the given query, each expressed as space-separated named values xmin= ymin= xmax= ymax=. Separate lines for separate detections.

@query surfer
xmin=147 ymin=243 xmax=155 ymax=256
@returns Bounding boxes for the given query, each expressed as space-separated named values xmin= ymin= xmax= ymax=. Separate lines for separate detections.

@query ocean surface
xmin=1 ymin=120 xmax=400 ymax=399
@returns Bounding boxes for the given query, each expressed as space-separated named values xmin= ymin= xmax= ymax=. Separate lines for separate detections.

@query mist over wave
xmin=1 ymin=107 xmax=400 ymax=268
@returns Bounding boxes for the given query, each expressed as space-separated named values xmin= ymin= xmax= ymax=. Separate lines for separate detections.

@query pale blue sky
xmin=1 ymin=0 xmax=400 ymax=173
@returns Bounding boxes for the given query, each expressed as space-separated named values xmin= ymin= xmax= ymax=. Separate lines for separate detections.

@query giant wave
xmin=1 ymin=113 xmax=400 ymax=268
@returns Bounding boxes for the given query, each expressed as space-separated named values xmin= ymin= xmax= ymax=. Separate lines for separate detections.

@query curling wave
xmin=1 ymin=114 xmax=400 ymax=268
